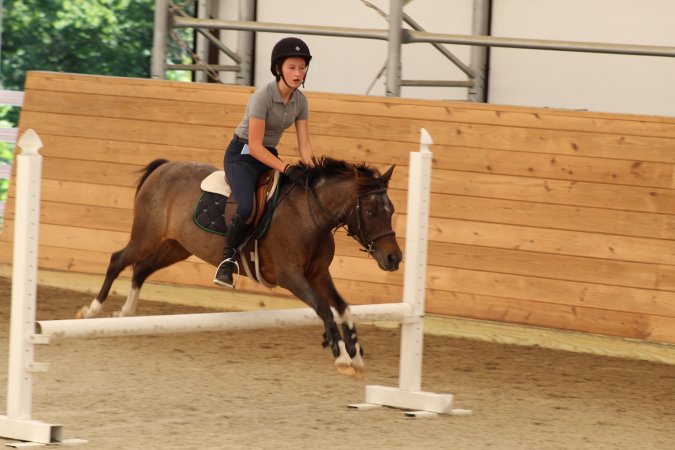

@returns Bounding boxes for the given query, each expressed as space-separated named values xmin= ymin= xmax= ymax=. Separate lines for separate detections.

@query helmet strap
xmin=280 ymin=72 xmax=295 ymax=91
xmin=302 ymin=66 xmax=309 ymax=88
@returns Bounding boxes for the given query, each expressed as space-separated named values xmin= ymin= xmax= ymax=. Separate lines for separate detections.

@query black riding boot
xmin=213 ymin=214 xmax=247 ymax=288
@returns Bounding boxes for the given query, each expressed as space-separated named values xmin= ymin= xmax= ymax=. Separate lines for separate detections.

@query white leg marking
xmin=335 ymin=341 xmax=354 ymax=375
xmin=341 ymin=307 xmax=361 ymax=363
xmin=114 ymin=286 xmax=140 ymax=317
xmin=339 ymin=307 xmax=354 ymax=328
xmin=340 ymin=307 xmax=364 ymax=377
xmin=77 ymin=299 xmax=102 ymax=319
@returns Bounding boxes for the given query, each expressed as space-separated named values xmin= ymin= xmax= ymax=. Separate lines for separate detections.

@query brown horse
xmin=78 ymin=156 xmax=402 ymax=375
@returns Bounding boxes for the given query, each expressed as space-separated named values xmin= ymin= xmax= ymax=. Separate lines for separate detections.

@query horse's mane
xmin=299 ymin=156 xmax=386 ymax=190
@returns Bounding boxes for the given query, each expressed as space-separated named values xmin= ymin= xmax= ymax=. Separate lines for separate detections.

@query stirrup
xmin=213 ymin=258 xmax=240 ymax=288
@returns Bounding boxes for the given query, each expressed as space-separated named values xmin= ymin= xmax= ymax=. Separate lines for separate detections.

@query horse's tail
xmin=136 ymin=159 xmax=170 ymax=196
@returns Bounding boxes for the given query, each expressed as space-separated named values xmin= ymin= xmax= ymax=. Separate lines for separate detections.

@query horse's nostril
xmin=387 ymin=252 xmax=402 ymax=267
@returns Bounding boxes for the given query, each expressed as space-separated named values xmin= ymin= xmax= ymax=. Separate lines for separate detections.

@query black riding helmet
xmin=270 ymin=37 xmax=312 ymax=87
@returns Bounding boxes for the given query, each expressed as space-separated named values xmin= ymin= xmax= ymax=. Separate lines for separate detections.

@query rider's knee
xmin=236 ymin=204 xmax=253 ymax=221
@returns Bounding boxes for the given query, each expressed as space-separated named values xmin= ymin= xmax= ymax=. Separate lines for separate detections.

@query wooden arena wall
xmin=2 ymin=71 xmax=675 ymax=345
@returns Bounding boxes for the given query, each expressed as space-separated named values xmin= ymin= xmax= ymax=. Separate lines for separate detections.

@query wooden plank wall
xmin=2 ymin=71 xmax=675 ymax=345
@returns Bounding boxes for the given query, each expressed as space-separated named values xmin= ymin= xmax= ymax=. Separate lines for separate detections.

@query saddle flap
xmin=252 ymin=170 xmax=280 ymax=225
xmin=257 ymin=170 xmax=281 ymax=201
xmin=200 ymin=171 xmax=231 ymax=197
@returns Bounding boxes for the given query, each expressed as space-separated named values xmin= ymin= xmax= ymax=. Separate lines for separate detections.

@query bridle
xmin=345 ymin=188 xmax=396 ymax=255
xmin=304 ymin=182 xmax=396 ymax=256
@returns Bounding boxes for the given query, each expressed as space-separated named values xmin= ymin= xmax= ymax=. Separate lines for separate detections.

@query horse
xmin=77 ymin=156 xmax=402 ymax=376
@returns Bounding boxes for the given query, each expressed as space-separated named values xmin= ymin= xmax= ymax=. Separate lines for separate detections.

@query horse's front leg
xmin=322 ymin=319 xmax=356 ymax=376
xmin=312 ymin=271 xmax=365 ymax=375
xmin=338 ymin=308 xmax=365 ymax=374
xmin=279 ymin=274 xmax=356 ymax=376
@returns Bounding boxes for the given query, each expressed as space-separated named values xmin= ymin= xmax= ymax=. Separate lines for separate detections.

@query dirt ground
xmin=0 ymin=277 xmax=673 ymax=450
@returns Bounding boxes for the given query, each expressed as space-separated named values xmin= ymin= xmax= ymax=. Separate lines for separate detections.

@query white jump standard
xmin=0 ymin=128 xmax=468 ymax=447
xmin=0 ymin=130 xmax=84 ymax=446
xmin=349 ymin=129 xmax=470 ymax=416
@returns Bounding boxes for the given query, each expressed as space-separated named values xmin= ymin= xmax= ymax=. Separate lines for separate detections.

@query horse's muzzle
xmin=377 ymin=248 xmax=402 ymax=272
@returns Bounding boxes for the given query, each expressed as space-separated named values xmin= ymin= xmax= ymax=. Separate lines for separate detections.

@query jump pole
xmin=35 ymin=303 xmax=412 ymax=339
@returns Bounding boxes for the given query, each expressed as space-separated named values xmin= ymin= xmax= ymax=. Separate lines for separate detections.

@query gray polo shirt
xmin=235 ymin=81 xmax=309 ymax=148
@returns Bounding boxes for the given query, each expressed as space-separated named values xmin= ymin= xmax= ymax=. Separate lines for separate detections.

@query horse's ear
xmin=381 ymin=165 xmax=395 ymax=184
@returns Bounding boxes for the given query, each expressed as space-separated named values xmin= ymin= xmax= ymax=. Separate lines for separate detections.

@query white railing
xmin=0 ymin=164 xmax=11 ymax=217
xmin=0 ymin=90 xmax=24 ymax=223
xmin=0 ymin=89 xmax=23 ymax=145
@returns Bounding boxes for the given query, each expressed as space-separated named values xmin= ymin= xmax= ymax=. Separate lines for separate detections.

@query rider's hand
xmin=284 ymin=164 xmax=307 ymax=185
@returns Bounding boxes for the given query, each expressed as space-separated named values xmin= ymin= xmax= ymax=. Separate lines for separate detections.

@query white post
xmin=7 ymin=129 xmax=43 ymax=420
xmin=0 ymin=129 xmax=65 ymax=444
xmin=236 ymin=0 xmax=256 ymax=86
xmin=357 ymin=129 xmax=470 ymax=416
xmin=194 ymin=0 xmax=209 ymax=83
xmin=385 ymin=0 xmax=404 ymax=96
xmin=398 ymin=128 xmax=433 ymax=392
xmin=151 ymin=0 xmax=169 ymax=79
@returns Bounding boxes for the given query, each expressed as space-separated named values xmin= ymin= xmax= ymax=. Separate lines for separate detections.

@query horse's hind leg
xmin=77 ymin=248 xmax=135 ymax=318
xmin=113 ymin=241 xmax=190 ymax=317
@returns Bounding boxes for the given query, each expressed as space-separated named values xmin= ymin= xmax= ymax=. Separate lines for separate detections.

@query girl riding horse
xmin=215 ymin=37 xmax=315 ymax=288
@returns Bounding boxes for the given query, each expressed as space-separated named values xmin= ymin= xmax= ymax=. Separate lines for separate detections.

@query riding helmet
xmin=270 ymin=37 xmax=312 ymax=78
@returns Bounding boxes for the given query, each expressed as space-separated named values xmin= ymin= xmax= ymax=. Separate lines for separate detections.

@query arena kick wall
xmin=2 ymin=71 xmax=675 ymax=345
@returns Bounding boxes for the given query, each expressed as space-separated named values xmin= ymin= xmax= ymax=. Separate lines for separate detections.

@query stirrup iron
xmin=213 ymin=257 xmax=240 ymax=288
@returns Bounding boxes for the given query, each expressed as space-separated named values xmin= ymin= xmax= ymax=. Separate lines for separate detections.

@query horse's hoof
xmin=352 ymin=367 xmax=364 ymax=380
xmin=336 ymin=363 xmax=356 ymax=377
xmin=352 ymin=350 xmax=365 ymax=371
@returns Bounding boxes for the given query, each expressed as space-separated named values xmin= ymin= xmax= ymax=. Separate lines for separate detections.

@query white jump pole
xmin=354 ymin=128 xmax=470 ymax=416
xmin=0 ymin=130 xmax=68 ymax=445
xmin=36 ymin=303 xmax=412 ymax=340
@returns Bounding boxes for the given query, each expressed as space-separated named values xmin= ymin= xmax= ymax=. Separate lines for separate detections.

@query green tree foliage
xmin=1 ymin=0 xmax=155 ymax=91
xmin=1 ymin=0 xmax=196 ymax=206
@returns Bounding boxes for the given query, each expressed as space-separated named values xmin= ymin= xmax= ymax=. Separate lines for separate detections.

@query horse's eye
xmin=365 ymin=209 xmax=375 ymax=217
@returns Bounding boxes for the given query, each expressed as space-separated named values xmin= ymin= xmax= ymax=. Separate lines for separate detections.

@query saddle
xmin=194 ymin=169 xmax=280 ymax=235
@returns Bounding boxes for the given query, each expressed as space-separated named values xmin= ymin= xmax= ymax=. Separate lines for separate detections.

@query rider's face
xmin=280 ymin=57 xmax=307 ymax=88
